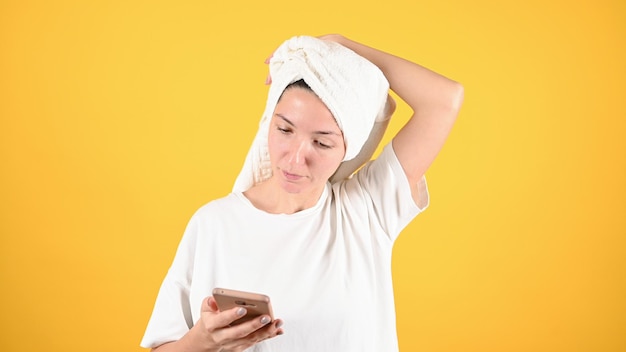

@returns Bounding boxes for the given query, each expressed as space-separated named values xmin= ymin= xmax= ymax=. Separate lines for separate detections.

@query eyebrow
xmin=276 ymin=114 xmax=342 ymax=136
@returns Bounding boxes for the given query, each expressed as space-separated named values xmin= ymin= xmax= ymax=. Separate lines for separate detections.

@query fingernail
xmin=275 ymin=320 xmax=283 ymax=328
xmin=277 ymin=330 xmax=284 ymax=335
xmin=236 ymin=307 xmax=246 ymax=316
xmin=260 ymin=316 xmax=271 ymax=324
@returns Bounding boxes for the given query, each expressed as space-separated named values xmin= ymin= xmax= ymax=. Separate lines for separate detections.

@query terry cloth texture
xmin=233 ymin=35 xmax=390 ymax=192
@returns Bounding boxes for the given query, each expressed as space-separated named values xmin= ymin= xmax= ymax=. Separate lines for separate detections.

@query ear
xmin=329 ymin=95 xmax=395 ymax=183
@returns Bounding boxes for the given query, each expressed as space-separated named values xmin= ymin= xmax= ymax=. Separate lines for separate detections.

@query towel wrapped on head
xmin=233 ymin=35 xmax=391 ymax=192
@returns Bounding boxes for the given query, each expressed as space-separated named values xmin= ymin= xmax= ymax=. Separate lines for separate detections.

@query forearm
xmin=151 ymin=342 xmax=177 ymax=352
xmin=321 ymin=34 xmax=464 ymax=192
xmin=323 ymin=34 xmax=462 ymax=113
xmin=150 ymin=326 xmax=209 ymax=352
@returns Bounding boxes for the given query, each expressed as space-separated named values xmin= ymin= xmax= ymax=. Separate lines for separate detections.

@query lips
xmin=282 ymin=170 xmax=304 ymax=181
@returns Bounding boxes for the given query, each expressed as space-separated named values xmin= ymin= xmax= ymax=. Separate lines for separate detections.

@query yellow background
xmin=1 ymin=0 xmax=624 ymax=351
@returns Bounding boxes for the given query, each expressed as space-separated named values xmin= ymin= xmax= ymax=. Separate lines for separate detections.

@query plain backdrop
xmin=1 ymin=0 xmax=624 ymax=351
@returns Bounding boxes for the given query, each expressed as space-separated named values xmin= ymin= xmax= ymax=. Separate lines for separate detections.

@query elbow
xmin=432 ymin=81 xmax=463 ymax=124
xmin=449 ymin=81 xmax=464 ymax=114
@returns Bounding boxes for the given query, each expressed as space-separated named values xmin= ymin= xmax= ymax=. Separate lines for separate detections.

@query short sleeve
xmin=348 ymin=143 xmax=429 ymax=241
xmin=140 ymin=216 xmax=198 ymax=348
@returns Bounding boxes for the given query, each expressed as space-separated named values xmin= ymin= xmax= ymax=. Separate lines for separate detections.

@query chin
xmin=280 ymin=181 xmax=307 ymax=194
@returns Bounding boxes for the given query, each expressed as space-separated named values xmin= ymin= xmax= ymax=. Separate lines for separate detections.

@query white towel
xmin=233 ymin=35 xmax=390 ymax=192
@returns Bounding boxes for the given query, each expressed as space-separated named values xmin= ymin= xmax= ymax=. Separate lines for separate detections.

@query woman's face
xmin=268 ymin=87 xmax=346 ymax=195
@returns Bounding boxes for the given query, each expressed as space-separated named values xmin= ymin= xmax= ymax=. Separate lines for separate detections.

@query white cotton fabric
xmin=232 ymin=35 xmax=390 ymax=192
xmin=141 ymin=143 xmax=429 ymax=351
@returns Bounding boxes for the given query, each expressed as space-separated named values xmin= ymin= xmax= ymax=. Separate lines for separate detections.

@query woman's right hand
xmin=153 ymin=296 xmax=283 ymax=352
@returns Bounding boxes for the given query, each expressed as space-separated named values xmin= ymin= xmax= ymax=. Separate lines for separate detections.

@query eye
xmin=277 ymin=126 xmax=292 ymax=134
xmin=315 ymin=140 xmax=332 ymax=149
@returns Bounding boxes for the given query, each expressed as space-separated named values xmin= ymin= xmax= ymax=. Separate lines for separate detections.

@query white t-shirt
xmin=141 ymin=143 xmax=429 ymax=351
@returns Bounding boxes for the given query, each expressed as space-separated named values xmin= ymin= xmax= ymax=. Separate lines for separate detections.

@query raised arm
xmin=321 ymin=34 xmax=464 ymax=204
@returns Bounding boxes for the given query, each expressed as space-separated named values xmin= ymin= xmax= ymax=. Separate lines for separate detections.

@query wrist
xmin=318 ymin=33 xmax=345 ymax=44
xmin=174 ymin=323 xmax=213 ymax=352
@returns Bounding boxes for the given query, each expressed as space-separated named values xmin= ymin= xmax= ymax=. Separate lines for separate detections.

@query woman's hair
xmin=277 ymin=79 xmax=313 ymax=102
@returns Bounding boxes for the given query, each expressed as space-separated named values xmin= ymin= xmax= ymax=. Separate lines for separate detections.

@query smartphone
xmin=212 ymin=288 xmax=274 ymax=325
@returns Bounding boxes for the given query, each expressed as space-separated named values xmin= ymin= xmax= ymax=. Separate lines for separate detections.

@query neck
xmin=243 ymin=177 xmax=325 ymax=214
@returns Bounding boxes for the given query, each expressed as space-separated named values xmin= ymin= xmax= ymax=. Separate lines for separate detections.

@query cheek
xmin=267 ymin=133 xmax=276 ymax=162
xmin=267 ymin=133 xmax=288 ymax=161
xmin=323 ymin=153 xmax=345 ymax=175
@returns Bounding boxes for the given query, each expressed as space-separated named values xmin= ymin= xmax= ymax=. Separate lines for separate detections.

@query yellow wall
xmin=1 ymin=0 xmax=624 ymax=351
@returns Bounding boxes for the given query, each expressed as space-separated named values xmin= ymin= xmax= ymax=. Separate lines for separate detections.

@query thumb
xmin=201 ymin=296 xmax=219 ymax=314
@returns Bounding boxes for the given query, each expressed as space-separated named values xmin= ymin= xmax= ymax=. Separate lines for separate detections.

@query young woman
xmin=141 ymin=34 xmax=464 ymax=352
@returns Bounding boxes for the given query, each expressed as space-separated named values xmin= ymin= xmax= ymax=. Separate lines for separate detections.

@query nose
xmin=288 ymin=139 xmax=309 ymax=165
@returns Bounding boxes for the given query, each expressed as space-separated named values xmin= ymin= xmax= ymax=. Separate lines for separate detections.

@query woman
xmin=141 ymin=34 xmax=464 ymax=351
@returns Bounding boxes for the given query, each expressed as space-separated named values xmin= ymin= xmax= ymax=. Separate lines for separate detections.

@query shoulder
xmin=186 ymin=193 xmax=245 ymax=225
xmin=333 ymin=143 xmax=427 ymax=228
xmin=330 ymin=145 xmax=398 ymax=209
xmin=346 ymin=143 xmax=403 ymax=189
xmin=195 ymin=193 xmax=241 ymax=212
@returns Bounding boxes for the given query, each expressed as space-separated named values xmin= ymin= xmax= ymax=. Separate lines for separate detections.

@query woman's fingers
xmin=264 ymin=54 xmax=273 ymax=85
xmin=218 ymin=307 xmax=250 ymax=329
xmin=210 ymin=314 xmax=279 ymax=348
xmin=199 ymin=296 xmax=244 ymax=331
xmin=202 ymin=296 xmax=219 ymax=313
xmin=197 ymin=296 xmax=284 ymax=350
xmin=200 ymin=295 xmax=282 ymax=340
xmin=214 ymin=317 xmax=284 ymax=350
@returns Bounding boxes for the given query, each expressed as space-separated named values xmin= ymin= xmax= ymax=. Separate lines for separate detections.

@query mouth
xmin=282 ymin=170 xmax=304 ymax=181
